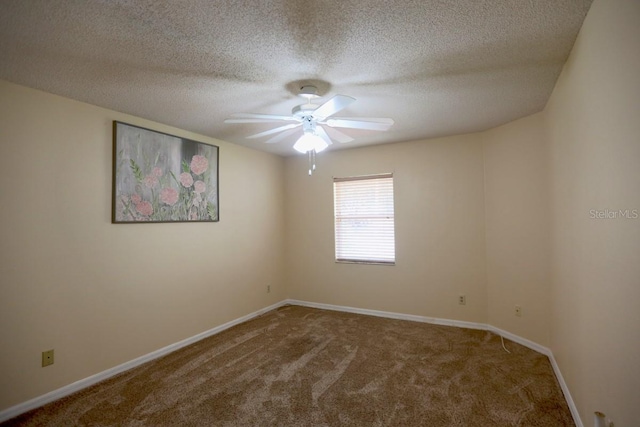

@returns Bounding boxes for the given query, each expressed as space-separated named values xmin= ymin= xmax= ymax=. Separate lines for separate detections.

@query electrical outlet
xmin=267 ymin=285 xmax=271 ymax=294
xmin=458 ymin=295 xmax=466 ymax=305
xmin=42 ymin=349 xmax=54 ymax=367
xmin=515 ymin=305 xmax=522 ymax=317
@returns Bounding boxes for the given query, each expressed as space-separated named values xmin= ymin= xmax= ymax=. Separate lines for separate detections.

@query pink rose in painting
xmin=135 ymin=200 xmax=153 ymax=216
xmin=160 ymin=187 xmax=179 ymax=206
xmin=190 ymin=211 xmax=198 ymax=220
xmin=152 ymin=167 xmax=163 ymax=178
xmin=179 ymin=172 xmax=194 ymax=188
xmin=190 ymin=155 xmax=208 ymax=175
xmin=144 ymin=175 xmax=158 ymax=188
xmin=131 ymin=193 xmax=142 ymax=205
xmin=194 ymin=180 xmax=206 ymax=194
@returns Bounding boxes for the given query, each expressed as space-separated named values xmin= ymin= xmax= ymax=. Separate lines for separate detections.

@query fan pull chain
xmin=307 ymin=149 xmax=317 ymax=176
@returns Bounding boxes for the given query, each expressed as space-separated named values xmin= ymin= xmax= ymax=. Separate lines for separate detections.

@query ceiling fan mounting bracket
xmin=298 ymin=85 xmax=319 ymax=99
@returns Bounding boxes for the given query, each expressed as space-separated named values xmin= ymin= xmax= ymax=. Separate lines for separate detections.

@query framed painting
xmin=112 ymin=121 xmax=219 ymax=223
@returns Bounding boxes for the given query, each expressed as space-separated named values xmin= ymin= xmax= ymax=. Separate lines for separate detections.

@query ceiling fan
xmin=224 ymin=86 xmax=394 ymax=155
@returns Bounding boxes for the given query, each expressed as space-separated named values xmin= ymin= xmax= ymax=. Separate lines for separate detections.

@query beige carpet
xmin=4 ymin=305 xmax=574 ymax=426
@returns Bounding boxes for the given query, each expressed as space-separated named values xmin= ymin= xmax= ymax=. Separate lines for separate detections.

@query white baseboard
xmin=0 ymin=300 xmax=288 ymax=423
xmin=483 ymin=325 xmax=582 ymax=427
xmin=285 ymin=299 xmax=487 ymax=331
xmin=548 ymin=352 xmax=584 ymax=427
xmin=486 ymin=325 xmax=551 ymax=357
xmin=1 ymin=298 xmax=582 ymax=427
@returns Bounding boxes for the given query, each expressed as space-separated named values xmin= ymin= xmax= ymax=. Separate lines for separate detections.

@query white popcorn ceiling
xmin=0 ymin=0 xmax=593 ymax=156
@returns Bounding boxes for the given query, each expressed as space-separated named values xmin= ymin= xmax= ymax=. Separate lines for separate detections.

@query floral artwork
xmin=112 ymin=122 xmax=219 ymax=223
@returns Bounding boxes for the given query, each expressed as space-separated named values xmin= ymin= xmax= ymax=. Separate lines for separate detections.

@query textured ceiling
xmin=0 ymin=0 xmax=593 ymax=156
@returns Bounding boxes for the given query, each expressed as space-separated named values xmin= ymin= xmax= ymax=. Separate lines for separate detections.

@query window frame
xmin=333 ymin=173 xmax=396 ymax=266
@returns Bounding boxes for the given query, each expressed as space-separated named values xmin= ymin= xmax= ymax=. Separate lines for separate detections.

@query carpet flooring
xmin=4 ymin=305 xmax=574 ymax=426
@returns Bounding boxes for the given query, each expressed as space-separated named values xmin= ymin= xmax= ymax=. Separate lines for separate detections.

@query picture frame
xmin=112 ymin=121 xmax=219 ymax=223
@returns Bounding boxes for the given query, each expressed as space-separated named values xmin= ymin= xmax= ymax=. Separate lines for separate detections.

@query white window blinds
xmin=333 ymin=174 xmax=395 ymax=265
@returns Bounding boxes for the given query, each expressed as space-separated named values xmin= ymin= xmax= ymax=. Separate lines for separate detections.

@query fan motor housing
xmin=292 ymin=104 xmax=316 ymax=119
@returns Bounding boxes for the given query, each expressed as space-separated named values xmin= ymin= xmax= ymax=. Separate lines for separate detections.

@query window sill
xmin=335 ymin=260 xmax=395 ymax=266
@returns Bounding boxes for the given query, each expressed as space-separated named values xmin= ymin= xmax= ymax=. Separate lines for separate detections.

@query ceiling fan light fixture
xmin=293 ymin=132 xmax=328 ymax=154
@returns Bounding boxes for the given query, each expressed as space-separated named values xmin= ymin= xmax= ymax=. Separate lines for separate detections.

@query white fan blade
xmin=246 ymin=123 xmax=300 ymax=139
xmin=312 ymin=95 xmax=355 ymax=120
xmin=264 ymin=127 xmax=300 ymax=144
xmin=325 ymin=117 xmax=394 ymax=131
xmin=331 ymin=117 xmax=395 ymax=124
xmin=323 ymin=126 xmax=354 ymax=143
xmin=314 ymin=126 xmax=333 ymax=146
xmin=228 ymin=113 xmax=298 ymax=121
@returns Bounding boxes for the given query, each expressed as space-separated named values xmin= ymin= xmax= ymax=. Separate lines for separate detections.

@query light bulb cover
xmin=293 ymin=133 xmax=328 ymax=153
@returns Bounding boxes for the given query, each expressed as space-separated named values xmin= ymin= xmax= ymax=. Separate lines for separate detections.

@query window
xmin=333 ymin=173 xmax=395 ymax=265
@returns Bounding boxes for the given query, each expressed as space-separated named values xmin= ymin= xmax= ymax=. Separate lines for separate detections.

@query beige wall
xmin=544 ymin=0 xmax=640 ymax=425
xmin=285 ymin=135 xmax=488 ymax=323
xmin=2 ymin=0 xmax=638 ymax=423
xmin=0 ymin=80 xmax=285 ymax=411
xmin=483 ymin=112 xmax=551 ymax=347
xmin=284 ymin=2 xmax=640 ymax=425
